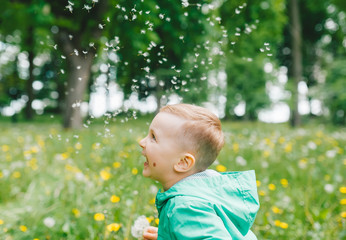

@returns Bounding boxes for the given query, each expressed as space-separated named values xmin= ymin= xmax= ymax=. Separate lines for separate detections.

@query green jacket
xmin=155 ymin=170 xmax=260 ymax=239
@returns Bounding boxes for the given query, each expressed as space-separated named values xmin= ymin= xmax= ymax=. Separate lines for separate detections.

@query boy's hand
xmin=143 ymin=226 xmax=158 ymax=240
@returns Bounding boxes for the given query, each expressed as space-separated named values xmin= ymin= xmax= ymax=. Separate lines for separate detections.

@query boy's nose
xmin=139 ymin=137 xmax=146 ymax=148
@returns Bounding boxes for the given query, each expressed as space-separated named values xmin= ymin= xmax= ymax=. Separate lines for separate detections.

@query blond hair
xmin=160 ymin=104 xmax=224 ymax=171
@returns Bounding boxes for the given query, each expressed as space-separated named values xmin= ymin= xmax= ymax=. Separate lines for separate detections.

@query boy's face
xmin=139 ymin=112 xmax=186 ymax=184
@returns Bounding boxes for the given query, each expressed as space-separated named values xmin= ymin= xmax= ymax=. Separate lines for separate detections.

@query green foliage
xmin=0 ymin=120 xmax=345 ymax=239
xmin=324 ymin=59 xmax=346 ymax=125
xmin=108 ymin=0 xmax=215 ymax=104
xmin=221 ymin=0 xmax=287 ymax=119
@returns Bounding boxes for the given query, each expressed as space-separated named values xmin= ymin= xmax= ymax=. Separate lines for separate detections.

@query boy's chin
xmin=142 ymin=169 xmax=151 ymax=178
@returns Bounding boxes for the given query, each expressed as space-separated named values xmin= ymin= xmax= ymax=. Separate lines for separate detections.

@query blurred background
xmin=0 ymin=0 xmax=345 ymax=128
xmin=0 ymin=1 xmax=346 ymax=240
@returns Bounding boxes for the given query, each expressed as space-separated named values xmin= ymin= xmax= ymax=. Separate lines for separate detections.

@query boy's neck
xmin=162 ymin=170 xmax=200 ymax=191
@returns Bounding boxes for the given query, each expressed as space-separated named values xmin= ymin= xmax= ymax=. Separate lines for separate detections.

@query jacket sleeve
xmin=167 ymin=201 xmax=232 ymax=240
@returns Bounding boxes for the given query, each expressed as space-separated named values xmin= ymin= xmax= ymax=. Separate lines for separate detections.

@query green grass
xmin=0 ymin=118 xmax=345 ymax=239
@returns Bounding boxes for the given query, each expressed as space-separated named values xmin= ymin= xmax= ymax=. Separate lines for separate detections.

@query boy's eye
xmin=151 ymin=133 xmax=156 ymax=141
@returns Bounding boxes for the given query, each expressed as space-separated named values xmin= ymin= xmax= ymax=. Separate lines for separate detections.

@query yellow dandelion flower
xmin=132 ymin=168 xmax=138 ymax=175
xmin=216 ymin=164 xmax=227 ymax=172
xmin=34 ymin=238 xmax=40 ymax=240
xmin=118 ymin=151 xmax=129 ymax=158
xmin=263 ymin=151 xmax=270 ymax=158
xmin=106 ymin=223 xmax=121 ymax=232
xmin=113 ymin=162 xmax=121 ymax=168
xmin=72 ymin=208 xmax=81 ymax=217
xmin=75 ymin=142 xmax=82 ymax=150
xmin=259 ymin=190 xmax=266 ymax=196
xmin=278 ymin=137 xmax=285 ymax=144
xmin=341 ymin=212 xmax=346 ymax=218
xmin=24 ymin=150 xmax=32 ymax=158
xmin=298 ymin=158 xmax=308 ymax=169
xmin=264 ymin=139 xmax=274 ymax=148
xmin=233 ymin=143 xmax=239 ymax=153
xmin=92 ymin=143 xmax=101 ymax=150
xmin=271 ymin=206 xmax=283 ymax=214
xmin=343 ymin=159 xmax=346 ymax=165
xmin=65 ymin=164 xmax=81 ymax=173
xmin=284 ymin=143 xmax=292 ymax=153
xmin=61 ymin=153 xmax=69 ymax=160
xmin=31 ymin=146 xmax=39 ymax=153
xmin=17 ymin=136 xmax=24 ymax=143
xmin=100 ymin=170 xmax=111 ymax=180
xmin=314 ymin=139 xmax=322 ymax=145
xmin=146 ymin=216 xmax=154 ymax=223
xmin=340 ymin=199 xmax=346 ymax=205
xmin=316 ymin=131 xmax=323 ymax=138
xmin=155 ymin=218 xmax=159 ymax=225
xmin=94 ymin=213 xmax=105 ymax=221
xmin=279 ymin=222 xmax=288 ymax=229
xmin=340 ymin=187 xmax=346 ymax=194
xmin=256 ymin=180 xmax=261 ymax=187
xmin=149 ymin=197 xmax=156 ymax=205
xmin=110 ymin=195 xmax=120 ymax=203
xmin=0 ymin=219 xmax=4 ymax=225
xmin=268 ymin=184 xmax=276 ymax=191
xmin=38 ymin=139 xmax=45 ymax=148
xmin=19 ymin=225 xmax=27 ymax=232
xmin=274 ymin=220 xmax=281 ymax=227
xmin=2 ymin=145 xmax=9 ymax=152
xmin=337 ymin=147 xmax=344 ymax=154
xmin=264 ymin=138 xmax=271 ymax=145
xmin=12 ymin=171 xmax=21 ymax=179
xmin=280 ymin=179 xmax=288 ymax=188
xmin=0 ymin=171 xmax=3 ymax=178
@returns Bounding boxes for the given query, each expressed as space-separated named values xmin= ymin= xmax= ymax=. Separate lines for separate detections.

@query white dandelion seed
xmin=182 ymin=0 xmax=189 ymax=7
xmin=83 ymin=4 xmax=92 ymax=11
xmin=65 ymin=5 xmax=73 ymax=13
xmin=236 ymin=156 xmax=247 ymax=166
xmin=43 ymin=217 xmax=56 ymax=228
xmin=131 ymin=215 xmax=150 ymax=238
xmin=324 ymin=184 xmax=334 ymax=193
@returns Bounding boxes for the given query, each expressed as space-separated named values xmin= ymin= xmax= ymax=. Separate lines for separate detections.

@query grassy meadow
xmin=0 ymin=117 xmax=345 ymax=239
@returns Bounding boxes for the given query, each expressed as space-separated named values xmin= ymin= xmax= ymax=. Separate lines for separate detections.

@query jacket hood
xmin=156 ymin=170 xmax=259 ymax=235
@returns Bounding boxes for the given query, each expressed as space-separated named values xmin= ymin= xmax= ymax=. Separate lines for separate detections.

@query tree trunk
xmin=58 ymin=32 xmax=94 ymax=129
xmin=24 ymin=26 xmax=34 ymax=120
xmin=289 ymin=0 xmax=302 ymax=127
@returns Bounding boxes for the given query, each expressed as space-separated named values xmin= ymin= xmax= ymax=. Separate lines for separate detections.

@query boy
xmin=139 ymin=104 xmax=259 ymax=240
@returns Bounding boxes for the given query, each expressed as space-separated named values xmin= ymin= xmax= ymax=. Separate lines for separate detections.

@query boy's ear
xmin=174 ymin=153 xmax=196 ymax=173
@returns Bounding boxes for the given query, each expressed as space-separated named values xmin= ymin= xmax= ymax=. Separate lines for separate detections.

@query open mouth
xmin=142 ymin=152 xmax=149 ymax=166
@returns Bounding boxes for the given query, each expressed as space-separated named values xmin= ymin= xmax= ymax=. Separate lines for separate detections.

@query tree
xmin=49 ymin=1 xmax=109 ymax=129
xmin=220 ymin=0 xmax=287 ymax=120
xmin=279 ymin=0 xmax=345 ymax=126
xmin=0 ymin=1 xmax=52 ymax=120
xmin=288 ymin=0 xmax=302 ymax=126
xmin=108 ymin=0 xmax=217 ymax=109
